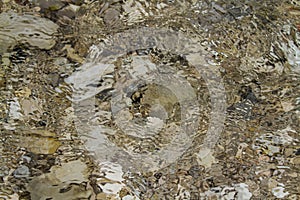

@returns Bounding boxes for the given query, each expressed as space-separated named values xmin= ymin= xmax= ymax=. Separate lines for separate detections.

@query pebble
xmin=103 ymin=8 xmax=120 ymax=25
xmin=13 ymin=165 xmax=30 ymax=178
xmin=57 ymin=4 xmax=80 ymax=19
xmin=38 ymin=0 xmax=65 ymax=11
xmin=272 ymin=187 xmax=289 ymax=198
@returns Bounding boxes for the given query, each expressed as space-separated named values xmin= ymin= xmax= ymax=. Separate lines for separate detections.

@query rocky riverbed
xmin=0 ymin=0 xmax=299 ymax=199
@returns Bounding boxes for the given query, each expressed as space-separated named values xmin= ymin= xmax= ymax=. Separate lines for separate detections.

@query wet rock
xmin=57 ymin=4 xmax=81 ymax=19
xmin=62 ymin=44 xmax=84 ymax=63
xmin=21 ymin=136 xmax=60 ymax=154
xmin=272 ymin=186 xmax=289 ymax=198
xmin=28 ymin=179 xmax=92 ymax=200
xmin=0 ymin=11 xmax=59 ymax=54
xmin=103 ymin=8 xmax=120 ymax=25
xmin=234 ymin=183 xmax=252 ymax=200
xmin=21 ymin=155 xmax=32 ymax=163
xmin=13 ymin=165 xmax=30 ymax=178
xmin=50 ymin=160 xmax=89 ymax=183
xmin=27 ymin=160 xmax=91 ymax=199
xmin=38 ymin=0 xmax=65 ymax=11
xmin=18 ymin=129 xmax=61 ymax=154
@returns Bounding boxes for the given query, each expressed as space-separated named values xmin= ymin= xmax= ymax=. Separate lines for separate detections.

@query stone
xmin=13 ymin=165 xmax=30 ymax=178
xmin=0 ymin=11 xmax=58 ymax=53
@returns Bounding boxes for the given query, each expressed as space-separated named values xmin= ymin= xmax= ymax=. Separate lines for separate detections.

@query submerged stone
xmin=0 ymin=11 xmax=59 ymax=54
xmin=13 ymin=165 xmax=30 ymax=178
xmin=18 ymin=129 xmax=61 ymax=154
xmin=27 ymin=160 xmax=91 ymax=199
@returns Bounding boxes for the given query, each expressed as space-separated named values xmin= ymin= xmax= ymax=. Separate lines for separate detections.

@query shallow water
xmin=0 ymin=0 xmax=299 ymax=199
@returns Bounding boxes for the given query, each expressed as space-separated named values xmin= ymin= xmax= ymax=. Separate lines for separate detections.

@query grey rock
xmin=0 ymin=11 xmax=59 ymax=54
xmin=13 ymin=165 xmax=30 ymax=178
